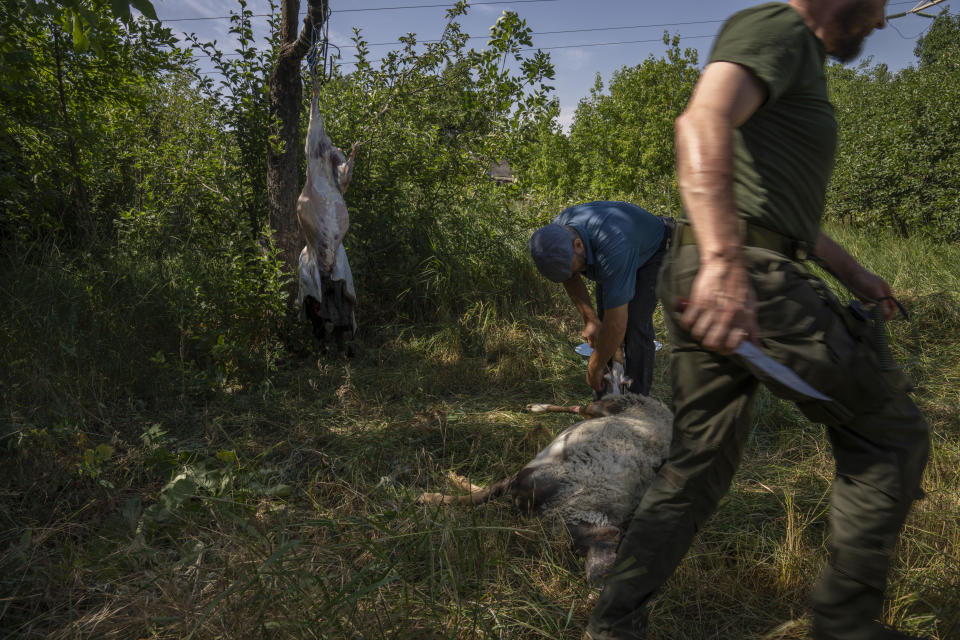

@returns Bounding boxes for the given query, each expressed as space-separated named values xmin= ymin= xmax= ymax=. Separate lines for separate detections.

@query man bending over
xmin=529 ymin=201 xmax=674 ymax=396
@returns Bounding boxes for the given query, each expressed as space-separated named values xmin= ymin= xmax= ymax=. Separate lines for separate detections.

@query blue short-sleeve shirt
xmin=553 ymin=201 xmax=664 ymax=310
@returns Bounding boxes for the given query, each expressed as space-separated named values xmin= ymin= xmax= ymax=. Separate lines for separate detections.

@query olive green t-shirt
xmin=708 ymin=2 xmax=837 ymax=245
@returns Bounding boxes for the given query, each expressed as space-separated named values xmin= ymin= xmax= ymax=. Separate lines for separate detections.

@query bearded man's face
xmin=826 ymin=0 xmax=888 ymax=62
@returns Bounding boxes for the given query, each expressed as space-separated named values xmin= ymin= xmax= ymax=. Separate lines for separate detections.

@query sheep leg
xmin=568 ymin=524 xmax=623 ymax=586
xmin=526 ymin=403 xmax=582 ymax=415
xmin=417 ymin=474 xmax=516 ymax=506
xmin=304 ymin=296 xmax=329 ymax=354
xmin=446 ymin=470 xmax=483 ymax=493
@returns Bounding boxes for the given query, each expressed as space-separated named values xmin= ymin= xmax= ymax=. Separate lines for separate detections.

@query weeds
xmin=1 ymin=227 xmax=958 ymax=639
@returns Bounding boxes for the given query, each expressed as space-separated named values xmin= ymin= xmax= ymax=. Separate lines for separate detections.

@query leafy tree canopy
xmin=915 ymin=9 xmax=960 ymax=68
xmin=826 ymin=12 xmax=960 ymax=241
xmin=520 ymin=34 xmax=699 ymax=215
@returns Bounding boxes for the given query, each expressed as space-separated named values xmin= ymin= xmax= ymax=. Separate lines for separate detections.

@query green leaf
xmin=121 ymin=497 xmax=142 ymax=529
xmin=71 ymin=12 xmax=89 ymax=51
xmin=95 ymin=443 xmax=114 ymax=461
xmin=143 ymin=503 xmax=172 ymax=524
xmin=130 ymin=0 xmax=158 ymax=21
xmin=110 ymin=0 xmax=132 ymax=22
xmin=216 ymin=449 xmax=238 ymax=464
xmin=267 ymin=484 xmax=292 ymax=498
xmin=145 ymin=447 xmax=177 ymax=477
xmin=163 ymin=477 xmax=198 ymax=509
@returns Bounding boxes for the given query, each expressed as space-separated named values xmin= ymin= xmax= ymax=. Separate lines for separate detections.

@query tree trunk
xmin=267 ymin=0 xmax=328 ymax=279
xmin=52 ymin=26 xmax=93 ymax=244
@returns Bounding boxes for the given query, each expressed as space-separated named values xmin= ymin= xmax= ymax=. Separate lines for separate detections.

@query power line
xmin=337 ymin=18 xmax=725 ymax=49
xmin=334 ymin=0 xmax=559 ymax=12
xmin=532 ymin=33 xmax=715 ymax=51
xmin=197 ymin=3 xmax=959 ymax=60
xmin=192 ymin=18 xmax=728 ymax=57
xmin=160 ymin=0 xmax=931 ymax=27
xmin=160 ymin=0 xmax=928 ymax=22
xmin=174 ymin=0 xmax=949 ymax=66
xmin=159 ymin=0 xmax=559 ymax=22
xmin=182 ymin=0 xmax=957 ymax=63
xmin=318 ymin=2 xmax=949 ymax=49
xmin=195 ymin=31 xmax=720 ymax=70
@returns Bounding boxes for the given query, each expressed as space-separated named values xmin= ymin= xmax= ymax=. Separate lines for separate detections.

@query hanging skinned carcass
xmin=297 ymin=90 xmax=359 ymax=352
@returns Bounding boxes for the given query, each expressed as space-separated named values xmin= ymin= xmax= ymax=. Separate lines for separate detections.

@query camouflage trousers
xmin=586 ymin=242 xmax=929 ymax=640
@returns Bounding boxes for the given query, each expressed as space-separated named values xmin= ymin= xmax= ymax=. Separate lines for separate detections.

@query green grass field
xmin=2 ymin=226 xmax=958 ymax=639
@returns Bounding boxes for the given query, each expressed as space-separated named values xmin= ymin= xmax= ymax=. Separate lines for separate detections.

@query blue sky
xmin=155 ymin=0 xmax=950 ymax=129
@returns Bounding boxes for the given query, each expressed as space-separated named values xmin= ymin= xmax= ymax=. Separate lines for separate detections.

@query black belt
xmin=676 ymin=221 xmax=811 ymax=261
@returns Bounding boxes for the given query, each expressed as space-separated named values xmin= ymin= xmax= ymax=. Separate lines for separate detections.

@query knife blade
xmin=574 ymin=341 xmax=661 ymax=357
xmin=671 ymin=297 xmax=831 ymax=403
xmin=734 ymin=341 xmax=832 ymax=402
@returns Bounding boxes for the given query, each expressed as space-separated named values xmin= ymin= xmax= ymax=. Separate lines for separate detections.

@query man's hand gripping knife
xmin=680 ymin=244 xmax=759 ymax=354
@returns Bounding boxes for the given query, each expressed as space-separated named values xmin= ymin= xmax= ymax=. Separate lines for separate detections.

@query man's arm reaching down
xmin=586 ymin=304 xmax=627 ymax=391
xmin=814 ymin=232 xmax=898 ymax=321
xmin=564 ymin=274 xmax=602 ymax=347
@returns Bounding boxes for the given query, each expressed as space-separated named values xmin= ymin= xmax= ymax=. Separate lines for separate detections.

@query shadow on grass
xmin=2 ymin=285 xmax=958 ymax=638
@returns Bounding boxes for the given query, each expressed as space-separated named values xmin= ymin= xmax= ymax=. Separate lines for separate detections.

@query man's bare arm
xmin=586 ymin=304 xmax=628 ymax=391
xmin=674 ymin=61 xmax=767 ymax=353
xmin=814 ymin=232 xmax=897 ymax=320
xmin=563 ymin=275 xmax=602 ymax=346
xmin=562 ymin=275 xmax=628 ymax=390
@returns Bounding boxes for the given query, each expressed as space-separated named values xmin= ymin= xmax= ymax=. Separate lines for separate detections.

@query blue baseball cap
xmin=529 ymin=223 xmax=574 ymax=282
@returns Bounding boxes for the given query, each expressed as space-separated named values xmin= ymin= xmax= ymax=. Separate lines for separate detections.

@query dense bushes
xmin=0 ymin=2 xmax=285 ymax=416
xmin=518 ymin=35 xmax=699 ymax=215
xmin=825 ymin=12 xmax=960 ymax=241
xmin=1 ymin=1 xmax=561 ymax=421
xmin=2 ymin=1 xmax=958 ymax=425
xmin=313 ymin=6 xmax=556 ymax=323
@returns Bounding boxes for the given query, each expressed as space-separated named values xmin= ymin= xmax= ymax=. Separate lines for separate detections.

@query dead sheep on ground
xmin=418 ymin=393 xmax=673 ymax=584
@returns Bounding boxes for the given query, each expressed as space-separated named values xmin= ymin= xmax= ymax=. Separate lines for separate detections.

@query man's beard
xmin=829 ymin=0 xmax=873 ymax=62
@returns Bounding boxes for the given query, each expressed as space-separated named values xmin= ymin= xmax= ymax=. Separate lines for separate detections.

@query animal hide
xmin=297 ymin=244 xmax=357 ymax=335
xmin=297 ymin=91 xmax=353 ymax=276
xmin=419 ymin=393 xmax=673 ymax=584
xmin=296 ymin=90 xmax=358 ymax=344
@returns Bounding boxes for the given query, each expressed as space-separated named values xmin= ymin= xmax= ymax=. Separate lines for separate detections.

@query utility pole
xmin=886 ymin=0 xmax=948 ymax=20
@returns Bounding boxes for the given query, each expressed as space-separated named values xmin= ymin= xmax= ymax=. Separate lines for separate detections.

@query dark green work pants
xmin=586 ymin=243 xmax=929 ymax=640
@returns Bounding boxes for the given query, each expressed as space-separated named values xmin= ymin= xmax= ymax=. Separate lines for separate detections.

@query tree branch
xmin=279 ymin=0 xmax=327 ymax=63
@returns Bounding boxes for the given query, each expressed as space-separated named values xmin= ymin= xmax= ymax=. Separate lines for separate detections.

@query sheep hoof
xmin=584 ymin=540 xmax=619 ymax=585
xmin=580 ymin=526 xmax=622 ymax=586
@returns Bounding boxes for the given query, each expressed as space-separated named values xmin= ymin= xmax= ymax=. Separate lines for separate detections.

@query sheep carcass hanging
xmin=297 ymin=92 xmax=358 ymax=349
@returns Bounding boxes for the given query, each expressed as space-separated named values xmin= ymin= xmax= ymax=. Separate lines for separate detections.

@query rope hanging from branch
xmin=300 ymin=3 xmax=456 ymax=149
xmin=305 ymin=4 xmax=338 ymax=90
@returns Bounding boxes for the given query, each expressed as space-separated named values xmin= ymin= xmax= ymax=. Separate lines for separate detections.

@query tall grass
xmin=1 ymin=226 xmax=957 ymax=639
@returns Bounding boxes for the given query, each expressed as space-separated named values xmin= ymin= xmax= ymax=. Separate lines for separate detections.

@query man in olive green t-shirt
xmin=585 ymin=2 xmax=930 ymax=640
